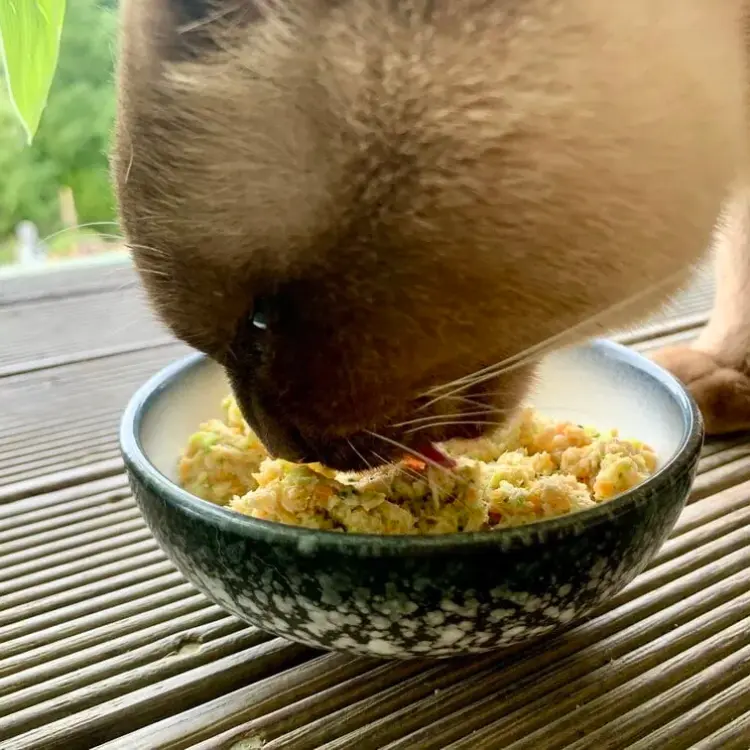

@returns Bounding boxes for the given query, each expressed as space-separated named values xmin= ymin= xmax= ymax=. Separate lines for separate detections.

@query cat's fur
xmin=115 ymin=0 xmax=750 ymax=469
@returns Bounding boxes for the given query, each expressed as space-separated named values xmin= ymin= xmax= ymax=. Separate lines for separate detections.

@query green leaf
xmin=0 ymin=0 xmax=67 ymax=144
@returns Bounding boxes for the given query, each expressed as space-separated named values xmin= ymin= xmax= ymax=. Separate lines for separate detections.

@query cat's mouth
xmin=231 ymin=390 xmax=470 ymax=471
xmin=306 ymin=433 xmax=462 ymax=473
xmin=225 ymin=357 xmax=537 ymax=472
xmin=226 ymin=374 xmax=478 ymax=470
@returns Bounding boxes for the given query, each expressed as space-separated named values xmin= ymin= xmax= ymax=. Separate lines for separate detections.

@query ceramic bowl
xmin=120 ymin=340 xmax=702 ymax=659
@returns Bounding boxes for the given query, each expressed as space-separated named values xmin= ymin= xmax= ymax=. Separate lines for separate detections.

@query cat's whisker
xmin=36 ymin=223 xmax=125 ymax=256
xmin=365 ymin=430 xmax=459 ymax=480
xmin=417 ymin=349 xmax=546 ymax=412
xmin=124 ymin=241 xmax=173 ymax=258
xmin=37 ymin=223 xmax=174 ymax=267
xmin=427 ymin=356 xmax=539 ymax=405
xmin=403 ymin=420 xmax=507 ymax=436
xmin=347 ymin=439 xmax=375 ymax=473
xmin=94 ymin=233 xmax=127 ymax=243
xmin=39 ymin=221 xmax=122 ymax=244
xmin=226 ymin=344 xmax=241 ymax=365
xmin=137 ymin=267 xmax=172 ymax=280
xmin=443 ymin=395 xmax=495 ymax=410
xmin=371 ymin=450 xmax=421 ymax=485
xmin=178 ymin=2 xmax=242 ymax=34
xmin=391 ymin=408 xmax=510 ymax=429
xmin=423 ymin=333 xmax=561 ymax=397
xmin=460 ymin=390 xmax=508 ymax=400
xmin=420 ymin=267 xmax=691 ymax=409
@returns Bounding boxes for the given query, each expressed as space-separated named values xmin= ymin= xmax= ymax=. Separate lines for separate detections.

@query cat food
xmin=178 ymin=397 xmax=657 ymax=535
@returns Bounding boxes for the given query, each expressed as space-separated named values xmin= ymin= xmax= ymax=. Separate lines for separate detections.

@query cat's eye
xmin=252 ymin=311 xmax=268 ymax=331
xmin=250 ymin=296 xmax=273 ymax=331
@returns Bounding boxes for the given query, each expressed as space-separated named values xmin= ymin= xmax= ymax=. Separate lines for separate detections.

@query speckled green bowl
xmin=120 ymin=340 xmax=702 ymax=659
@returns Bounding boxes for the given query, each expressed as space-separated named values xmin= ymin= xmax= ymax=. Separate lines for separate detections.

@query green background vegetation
xmin=0 ymin=0 xmax=118 ymax=262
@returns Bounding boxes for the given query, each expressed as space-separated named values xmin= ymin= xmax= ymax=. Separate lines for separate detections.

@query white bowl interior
xmin=140 ymin=346 xmax=687 ymax=483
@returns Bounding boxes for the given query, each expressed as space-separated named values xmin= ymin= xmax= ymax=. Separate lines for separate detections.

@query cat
xmin=114 ymin=0 xmax=750 ymax=470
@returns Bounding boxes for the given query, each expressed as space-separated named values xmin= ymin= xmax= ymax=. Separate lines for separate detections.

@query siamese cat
xmin=115 ymin=0 xmax=750 ymax=469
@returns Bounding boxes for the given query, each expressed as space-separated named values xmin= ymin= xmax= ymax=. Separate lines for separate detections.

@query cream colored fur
xmin=115 ymin=0 xmax=750 ymax=467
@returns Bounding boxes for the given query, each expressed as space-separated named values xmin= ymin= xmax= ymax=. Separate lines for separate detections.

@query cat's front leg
xmin=653 ymin=190 xmax=750 ymax=435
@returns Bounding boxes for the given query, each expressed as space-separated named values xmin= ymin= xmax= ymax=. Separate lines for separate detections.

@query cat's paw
xmin=651 ymin=346 xmax=750 ymax=435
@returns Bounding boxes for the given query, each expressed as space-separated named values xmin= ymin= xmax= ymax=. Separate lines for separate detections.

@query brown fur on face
xmin=115 ymin=0 xmax=747 ymax=468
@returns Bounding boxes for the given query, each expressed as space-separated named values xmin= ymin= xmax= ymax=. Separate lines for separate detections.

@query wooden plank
xmin=0 ymin=475 xmax=131 ymax=527
xmin=0 ymin=259 xmax=135 ymax=306
xmin=0 ymin=549 xmax=169 ymax=627
xmin=615 ymin=262 xmax=714 ymax=343
xmin=1 ymin=402 xmax=132 ymax=446
xmin=690 ymin=456 xmax=750 ymax=501
xmin=0 ymin=519 xmax=152 ymax=589
xmin=0 ymin=458 xmax=126 ymax=505
xmin=374 ymin=577 xmax=750 ymax=750
xmin=613 ymin=523 xmax=750 ymax=611
xmin=0 ymin=344 xmax=187 ymax=430
xmin=185 ymin=567 xmax=750 ymax=750
xmin=0 ymin=344 xmax=188 ymax=491
xmin=673 ymin=479 xmax=750 ymax=536
xmin=626 ymin=673 xmax=750 ymax=750
xmin=0 ymin=617 xmax=247 ymax=718
xmin=0 ymin=341 xmax=176 ymax=379
xmin=0 ymin=496 xmax=136 ymax=548
xmin=690 ymin=710 xmax=750 ymax=750
xmin=4 ymin=639 xmax=313 ymax=750
xmin=553 ymin=640 xmax=750 ymax=750
xmin=698 ymin=443 xmax=750 ymax=474
xmin=0 ymin=424 xmax=125 ymax=470
xmin=0 ymin=286 xmax=171 ymax=375
xmin=646 ymin=504 xmax=750 ymax=570
xmin=339 ymin=625 xmax=750 ymax=750
xmin=3 ymin=258 xmax=748 ymax=750
xmin=0 ymin=260 xmax=170 ymax=374
xmin=47 ymin=480 xmax=750 ymax=750
xmin=1 ymin=580 xmax=199 ymax=661
xmin=0 ymin=595 xmax=216 ymax=681
xmin=193 ymin=658 xmax=502 ymax=750
xmin=97 ymin=655 xmax=381 ymax=750
xmin=700 ymin=435 xmax=750 ymax=458
xmin=0 ymin=565 xmax=184 ymax=647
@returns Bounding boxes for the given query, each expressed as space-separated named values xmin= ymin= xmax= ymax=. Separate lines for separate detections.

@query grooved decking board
xmin=0 ymin=343 xmax=190 ymax=492
xmin=0 ymin=258 xmax=135 ymax=305
xmin=0 ymin=258 xmax=717 ymax=371
xmin=615 ymin=261 xmax=715 ymax=344
xmin=1 ymin=476 xmax=746 ymax=750
xmin=0 ymin=262 xmax=170 ymax=376
xmin=3 ymin=259 xmax=748 ymax=750
xmin=0 ymin=288 xmax=170 ymax=375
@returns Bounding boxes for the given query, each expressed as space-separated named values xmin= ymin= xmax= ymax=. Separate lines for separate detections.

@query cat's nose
xmin=257 ymin=414 xmax=311 ymax=462
xmin=229 ymin=381 xmax=313 ymax=463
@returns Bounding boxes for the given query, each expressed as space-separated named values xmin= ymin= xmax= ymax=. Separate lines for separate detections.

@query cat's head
xmin=115 ymin=0 xmax=737 ymax=469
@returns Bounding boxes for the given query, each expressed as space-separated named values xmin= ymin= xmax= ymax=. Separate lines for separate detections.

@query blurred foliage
xmin=0 ymin=0 xmax=67 ymax=142
xmin=0 ymin=0 xmax=118 ymax=240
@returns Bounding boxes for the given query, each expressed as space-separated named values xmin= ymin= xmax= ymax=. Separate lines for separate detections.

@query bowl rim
xmin=120 ymin=339 xmax=703 ymax=553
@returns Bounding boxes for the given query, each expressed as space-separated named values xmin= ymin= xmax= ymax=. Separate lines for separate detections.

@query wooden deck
xmin=1 ymin=260 xmax=749 ymax=750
